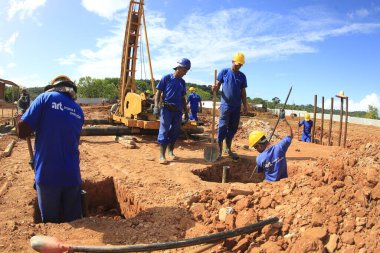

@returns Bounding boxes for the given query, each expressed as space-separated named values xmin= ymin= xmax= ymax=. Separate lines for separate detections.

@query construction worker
xmin=17 ymin=75 xmax=84 ymax=223
xmin=249 ymin=110 xmax=293 ymax=181
xmin=187 ymin=87 xmax=202 ymax=121
xmin=299 ymin=113 xmax=313 ymax=142
xmin=212 ymin=52 xmax=248 ymax=160
xmin=153 ymin=58 xmax=191 ymax=164
xmin=17 ymin=88 xmax=30 ymax=114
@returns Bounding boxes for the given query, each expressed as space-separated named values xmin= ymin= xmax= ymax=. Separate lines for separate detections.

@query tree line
xmin=3 ymin=77 xmax=378 ymax=119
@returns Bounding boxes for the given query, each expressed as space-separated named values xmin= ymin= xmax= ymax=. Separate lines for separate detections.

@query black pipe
xmin=81 ymin=126 xmax=157 ymax=136
xmin=70 ymin=217 xmax=279 ymax=252
xmin=84 ymin=119 xmax=113 ymax=125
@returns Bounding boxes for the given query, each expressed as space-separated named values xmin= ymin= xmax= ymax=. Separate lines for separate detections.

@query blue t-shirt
xmin=217 ymin=68 xmax=247 ymax=107
xmin=299 ymin=120 xmax=313 ymax=135
xmin=156 ymin=74 xmax=186 ymax=111
xmin=256 ymin=136 xmax=292 ymax=182
xmin=187 ymin=93 xmax=201 ymax=110
xmin=21 ymin=92 xmax=84 ymax=186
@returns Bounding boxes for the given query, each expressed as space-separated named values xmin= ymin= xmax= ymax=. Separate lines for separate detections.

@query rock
xmin=227 ymin=187 xmax=253 ymax=198
xmin=324 ymin=234 xmax=338 ymax=253
xmin=261 ymin=224 xmax=280 ymax=239
xmin=232 ymin=237 xmax=250 ymax=252
xmin=289 ymin=235 xmax=324 ymax=253
xmin=190 ymin=203 xmax=206 ymax=221
xmin=341 ymin=232 xmax=355 ymax=245
xmin=354 ymin=234 xmax=365 ymax=248
xmin=218 ymin=207 xmax=234 ymax=222
xmin=371 ymin=183 xmax=380 ymax=200
xmin=331 ymin=181 xmax=345 ymax=190
xmin=365 ymin=167 xmax=379 ymax=187
xmin=222 ymin=238 xmax=237 ymax=249
xmin=234 ymin=197 xmax=250 ymax=211
xmin=235 ymin=209 xmax=257 ymax=228
xmin=311 ymin=213 xmax=325 ymax=226
xmin=260 ymin=241 xmax=282 ymax=253
xmin=304 ymin=227 xmax=327 ymax=240
xmin=260 ymin=196 xmax=272 ymax=209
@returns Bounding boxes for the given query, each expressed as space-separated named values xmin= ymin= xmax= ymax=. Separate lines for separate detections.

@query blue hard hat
xmin=176 ymin=58 xmax=191 ymax=70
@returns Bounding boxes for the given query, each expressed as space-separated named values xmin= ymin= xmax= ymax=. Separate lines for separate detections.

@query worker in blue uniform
xmin=153 ymin=58 xmax=191 ymax=164
xmin=249 ymin=110 xmax=293 ymax=181
xmin=187 ymin=87 xmax=202 ymax=122
xmin=212 ymin=52 xmax=248 ymax=160
xmin=299 ymin=113 xmax=313 ymax=142
xmin=17 ymin=75 xmax=84 ymax=223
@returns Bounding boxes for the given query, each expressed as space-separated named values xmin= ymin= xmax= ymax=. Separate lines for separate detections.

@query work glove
xmin=153 ymin=106 xmax=160 ymax=116
xmin=279 ymin=109 xmax=286 ymax=120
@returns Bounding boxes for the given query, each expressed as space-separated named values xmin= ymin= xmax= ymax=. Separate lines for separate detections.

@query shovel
xmin=203 ymin=69 xmax=220 ymax=162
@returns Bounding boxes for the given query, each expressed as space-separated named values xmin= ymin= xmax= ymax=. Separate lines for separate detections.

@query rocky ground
xmin=0 ymin=104 xmax=379 ymax=252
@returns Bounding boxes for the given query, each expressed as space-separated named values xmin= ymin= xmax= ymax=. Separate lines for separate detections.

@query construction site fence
xmin=268 ymin=109 xmax=380 ymax=127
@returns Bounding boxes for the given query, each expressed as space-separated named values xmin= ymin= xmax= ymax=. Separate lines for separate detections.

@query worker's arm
xmin=212 ymin=80 xmax=221 ymax=93
xmin=154 ymin=90 xmax=162 ymax=107
xmin=17 ymin=120 xmax=33 ymax=139
xmin=241 ymin=87 xmax=248 ymax=114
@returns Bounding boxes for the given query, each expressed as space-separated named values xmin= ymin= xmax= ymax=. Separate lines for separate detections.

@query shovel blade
xmin=204 ymin=145 xmax=220 ymax=162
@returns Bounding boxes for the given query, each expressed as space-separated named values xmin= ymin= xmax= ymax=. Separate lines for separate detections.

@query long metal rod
xmin=328 ymin=97 xmax=334 ymax=146
xmin=320 ymin=96 xmax=324 ymax=145
xmin=57 ymin=217 xmax=277 ymax=252
xmin=268 ymin=86 xmax=292 ymax=142
xmin=142 ymin=8 xmax=155 ymax=94
xmin=343 ymin=97 xmax=349 ymax=148
xmin=212 ymin=70 xmax=217 ymax=144
xmin=311 ymin=95 xmax=317 ymax=143
xmin=338 ymin=97 xmax=344 ymax=146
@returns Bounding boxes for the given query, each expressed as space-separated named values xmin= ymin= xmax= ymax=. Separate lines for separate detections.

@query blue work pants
xmin=302 ymin=132 xmax=311 ymax=142
xmin=36 ymin=183 xmax=82 ymax=223
xmin=217 ymin=104 xmax=241 ymax=142
xmin=189 ymin=107 xmax=198 ymax=121
xmin=157 ymin=108 xmax=183 ymax=145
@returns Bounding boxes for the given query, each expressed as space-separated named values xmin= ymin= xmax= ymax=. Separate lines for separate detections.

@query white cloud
xmin=0 ymin=32 xmax=19 ymax=55
xmin=57 ymin=54 xmax=79 ymax=65
xmin=7 ymin=62 xmax=16 ymax=68
xmin=348 ymin=8 xmax=370 ymax=19
xmin=81 ymin=0 xmax=127 ymax=19
xmin=7 ymin=0 xmax=46 ymax=20
xmin=349 ymin=93 xmax=380 ymax=112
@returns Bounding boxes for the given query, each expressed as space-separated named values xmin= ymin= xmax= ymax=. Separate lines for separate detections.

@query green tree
xmin=77 ymin=77 xmax=119 ymax=99
xmin=365 ymin=105 xmax=379 ymax=119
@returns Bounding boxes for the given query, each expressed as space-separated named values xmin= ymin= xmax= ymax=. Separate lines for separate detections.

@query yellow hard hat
xmin=305 ymin=113 xmax=310 ymax=121
xmin=45 ymin=74 xmax=77 ymax=92
xmin=145 ymin=90 xmax=151 ymax=94
xmin=189 ymin=87 xmax=195 ymax=91
xmin=249 ymin=131 xmax=266 ymax=148
xmin=232 ymin=52 xmax=245 ymax=65
xmin=50 ymin=75 xmax=72 ymax=85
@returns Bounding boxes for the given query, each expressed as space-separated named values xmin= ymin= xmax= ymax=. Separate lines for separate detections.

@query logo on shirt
xmin=52 ymin=102 xmax=64 ymax=111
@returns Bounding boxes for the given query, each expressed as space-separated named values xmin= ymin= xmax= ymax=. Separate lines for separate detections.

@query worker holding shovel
xmin=212 ymin=52 xmax=248 ymax=160
xmin=299 ymin=113 xmax=313 ymax=142
xmin=249 ymin=110 xmax=293 ymax=181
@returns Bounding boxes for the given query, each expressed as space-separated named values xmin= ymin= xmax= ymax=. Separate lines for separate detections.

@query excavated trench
xmin=33 ymin=177 xmax=143 ymax=223
xmin=192 ymin=158 xmax=264 ymax=183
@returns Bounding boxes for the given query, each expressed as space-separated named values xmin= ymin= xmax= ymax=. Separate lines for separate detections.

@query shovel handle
xmin=211 ymin=70 xmax=217 ymax=144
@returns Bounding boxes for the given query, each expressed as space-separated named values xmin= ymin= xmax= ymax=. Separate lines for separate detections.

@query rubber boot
xmin=225 ymin=139 xmax=239 ymax=160
xmin=217 ymin=141 xmax=223 ymax=160
xmin=168 ymin=142 xmax=178 ymax=160
xmin=159 ymin=144 xmax=168 ymax=164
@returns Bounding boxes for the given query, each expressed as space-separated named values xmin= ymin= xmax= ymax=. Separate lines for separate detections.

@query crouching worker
xmin=17 ymin=75 xmax=84 ymax=223
xmin=249 ymin=110 xmax=293 ymax=181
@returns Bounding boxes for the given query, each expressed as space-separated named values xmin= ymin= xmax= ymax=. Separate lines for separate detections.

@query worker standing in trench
xmin=212 ymin=52 xmax=248 ymax=160
xmin=17 ymin=75 xmax=84 ymax=223
xmin=249 ymin=110 xmax=293 ymax=181
xmin=153 ymin=58 xmax=191 ymax=164
xmin=187 ymin=87 xmax=202 ymax=122
xmin=299 ymin=113 xmax=313 ymax=142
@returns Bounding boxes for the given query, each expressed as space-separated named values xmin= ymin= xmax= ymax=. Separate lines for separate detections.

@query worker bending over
xmin=249 ymin=110 xmax=293 ymax=181
xmin=299 ymin=113 xmax=313 ymax=142
xmin=187 ymin=87 xmax=202 ymax=121
xmin=18 ymin=75 xmax=84 ymax=223
xmin=212 ymin=52 xmax=248 ymax=160
xmin=153 ymin=58 xmax=191 ymax=164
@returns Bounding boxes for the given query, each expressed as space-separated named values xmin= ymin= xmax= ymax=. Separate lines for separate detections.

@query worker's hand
xmin=279 ymin=109 xmax=286 ymax=120
xmin=212 ymin=85 xmax=218 ymax=93
xmin=198 ymin=107 xmax=202 ymax=113
xmin=153 ymin=106 xmax=160 ymax=116
xmin=243 ymin=106 xmax=248 ymax=115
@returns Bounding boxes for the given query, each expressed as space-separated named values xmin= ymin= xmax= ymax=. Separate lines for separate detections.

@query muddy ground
xmin=0 ymin=104 xmax=379 ymax=253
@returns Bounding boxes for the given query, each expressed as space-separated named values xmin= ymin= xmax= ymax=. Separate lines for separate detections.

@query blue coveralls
xmin=217 ymin=68 xmax=247 ymax=142
xmin=299 ymin=120 xmax=313 ymax=142
xmin=187 ymin=93 xmax=201 ymax=121
xmin=157 ymin=74 xmax=186 ymax=145
xmin=21 ymin=91 xmax=84 ymax=223
xmin=256 ymin=136 xmax=292 ymax=181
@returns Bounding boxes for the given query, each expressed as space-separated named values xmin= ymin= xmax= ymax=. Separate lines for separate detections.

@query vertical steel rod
xmin=328 ymin=97 xmax=334 ymax=146
xmin=320 ymin=96 xmax=324 ymax=145
xmin=343 ymin=97 xmax=349 ymax=148
xmin=338 ymin=97 xmax=343 ymax=146
xmin=312 ymin=95 xmax=317 ymax=143
xmin=222 ymin=166 xmax=229 ymax=183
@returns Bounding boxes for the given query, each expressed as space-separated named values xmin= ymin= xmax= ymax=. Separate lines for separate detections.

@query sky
xmin=0 ymin=0 xmax=380 ymax=112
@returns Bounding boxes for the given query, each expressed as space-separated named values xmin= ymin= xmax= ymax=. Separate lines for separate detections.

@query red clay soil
xmin=0 ymin=104 xmax=379 ymax=252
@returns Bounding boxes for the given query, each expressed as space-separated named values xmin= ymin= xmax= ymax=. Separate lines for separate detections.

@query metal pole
xmin=142 ymin=8 xmax=156 ymax=94
xmin=328 ymin=97 xmax=334 ymax=146
xmin=320 ymin=96 xmax=324 ymax=145
xmin=343 ymin=97 xmax=349 ymax=148
xmin=222 ymin=166 xmax=229 ymax=183
xmin=311 ymin=95 xmax=317 ymax=143
xmin=338 ymin=97 xmax=343 ymax=146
